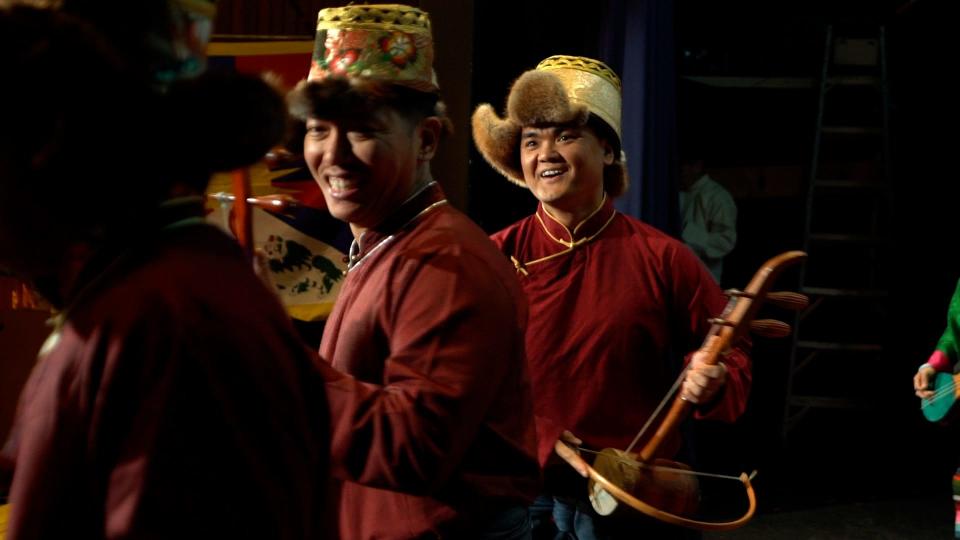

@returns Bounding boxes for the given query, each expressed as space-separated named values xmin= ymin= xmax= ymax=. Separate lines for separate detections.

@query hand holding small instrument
xmin=918 ymin=367 xmax=960 ymax=423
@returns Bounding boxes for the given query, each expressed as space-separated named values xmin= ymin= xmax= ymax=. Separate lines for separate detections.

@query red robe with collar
xmin=317 ymin=184 xmax=540 ymax=539
xmin=491 ymin=197 xmax=751 ymax=466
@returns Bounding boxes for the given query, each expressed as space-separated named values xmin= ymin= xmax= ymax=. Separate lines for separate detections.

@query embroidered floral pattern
xmin=309 ymin=28 xmax=435 ymax=92
xmin=329 ymin=49 xmax=360 ymax=74
xmin=379 ymin=32 xmax=416 ymax=67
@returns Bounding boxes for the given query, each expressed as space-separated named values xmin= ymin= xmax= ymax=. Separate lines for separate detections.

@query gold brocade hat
xmin=307 ymin=3 xmax=438 ymax=93
xmin=535 ymin=55 xmax=622 ymax=140
xmin=471 ymin=55 xmax=628 ymax=197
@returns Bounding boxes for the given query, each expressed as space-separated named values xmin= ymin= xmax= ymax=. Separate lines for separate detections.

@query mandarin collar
xmin=354 ymin=182 xmax=446 ymax=257
xmin=535 ymin=195 xmax=616 ymax=247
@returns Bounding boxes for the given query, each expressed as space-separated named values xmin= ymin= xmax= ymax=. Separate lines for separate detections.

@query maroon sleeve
xmin=319 ymin=247 xmax=525 ymax=494
xmin=5 ymin=336 xmax=90 ymax=540
xmin=489 ymin=229 xmax=506 ymax=249
xmin=669 ymin=244 xmax=752 ymax=422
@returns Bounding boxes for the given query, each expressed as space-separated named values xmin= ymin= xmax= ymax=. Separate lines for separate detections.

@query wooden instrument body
xmin=588 ymin=449 xmax=699 ymax=518
xmin=557 ymin=439 xmax=757 ymax=531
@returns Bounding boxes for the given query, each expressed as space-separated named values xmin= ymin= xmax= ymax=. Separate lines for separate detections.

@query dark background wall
xmin=674 ymin=0 xmax=956 ymax=511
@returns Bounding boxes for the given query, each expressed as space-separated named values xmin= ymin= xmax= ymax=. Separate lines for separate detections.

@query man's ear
xmin=601 ymin=139 xmax=615 ymax=166
xmin=417 ymin=117 xmax=443 ymax=161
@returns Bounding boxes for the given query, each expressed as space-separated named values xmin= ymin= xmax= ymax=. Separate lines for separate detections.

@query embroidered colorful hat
xmin=307 ymin=3 xmax=437 ymax=93
xmin=471 ymin=55 xmax=628 ymax=197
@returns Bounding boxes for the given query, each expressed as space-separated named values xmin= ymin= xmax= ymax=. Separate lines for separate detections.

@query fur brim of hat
xmin=471 ymin=70 xmax=628 ymax=197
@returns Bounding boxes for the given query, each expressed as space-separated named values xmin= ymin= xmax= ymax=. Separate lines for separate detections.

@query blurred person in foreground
xmin=0 ymin=5 xmax=330 ymax=538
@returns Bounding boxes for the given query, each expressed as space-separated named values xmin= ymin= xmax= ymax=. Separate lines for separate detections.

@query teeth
xmin=329 ymin=177 xmax=353 ymax=191
xmin=541 ymin=169 xmax=563 ymax=178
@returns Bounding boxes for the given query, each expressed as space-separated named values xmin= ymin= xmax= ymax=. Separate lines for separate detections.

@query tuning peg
xmin=766 ymin=292 xmax=809 ymax=311
xmin=723 ymin=288 xmax=751 ymax=298
xmin=707 ymin=317 xmax=735 ymax=327
xmin=749 ymin=319 xmax=792 ymax=338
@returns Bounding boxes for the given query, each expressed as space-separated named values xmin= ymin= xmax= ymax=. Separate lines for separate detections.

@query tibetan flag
xmin=254 ymin=200 xmax=352 ymax=321
xmin=207 ymin=164 xmax=351 ymax=321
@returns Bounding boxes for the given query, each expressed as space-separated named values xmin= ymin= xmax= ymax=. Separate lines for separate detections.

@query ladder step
xmin=814 ymin=179 xmax=886 ymax=189
xmin=788 ymin=395 xmax=872 ymax=409
xmin=796 ymin=340 xmax=883 ymax=352
xmin=683 ymin=76 xmax=814 ymax=89
xmin=808 ymin=233 xmax=884 ymax=245
xmin=801 ymin=286 xmax=887 ymax=298
xmin=821 ymin=125 xmax=884 ymax=135
xmin=827 ymin=75 xmax=881 ymax=87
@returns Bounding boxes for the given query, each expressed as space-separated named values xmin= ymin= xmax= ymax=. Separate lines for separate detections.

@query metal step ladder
xmin=783 ymin=24 xmax=892 ymax=437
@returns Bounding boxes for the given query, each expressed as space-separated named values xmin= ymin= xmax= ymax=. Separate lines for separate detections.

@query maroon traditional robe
xmin=491 ymin=197 xmax=751 ymax=465
xmin=3 ymin=211 xmax=328 ymax=540
xmin=317 ymin=183 xmax=540 ymax=539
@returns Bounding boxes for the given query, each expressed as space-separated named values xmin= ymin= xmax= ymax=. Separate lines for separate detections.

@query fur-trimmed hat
xmin=471 ymin=55 xmax=628 ymax=197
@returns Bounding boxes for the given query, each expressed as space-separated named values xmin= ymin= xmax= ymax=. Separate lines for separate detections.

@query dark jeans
xmin=530 ymin=494 xmax=574 ymax=540
xmin=476 ymin=504 xmax=533 ymax=540
xmin=530 ymin=494 xmax=701 ymax=540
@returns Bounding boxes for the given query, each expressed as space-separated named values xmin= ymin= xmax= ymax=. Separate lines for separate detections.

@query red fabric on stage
xmin=233 ymin=53 xmax=311 ymax=90
xmin=317 ymin=184 xmax=540 ymax=539
xmin=492 ymin=197 xmax=751 ymax=465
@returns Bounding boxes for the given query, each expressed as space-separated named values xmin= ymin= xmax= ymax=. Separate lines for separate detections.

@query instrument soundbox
xmin=921 ymin=372 xmax=960 ymax=423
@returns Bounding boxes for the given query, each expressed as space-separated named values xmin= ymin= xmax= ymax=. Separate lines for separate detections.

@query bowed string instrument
xmin=556 ymin=250 xmax=809 ymax=531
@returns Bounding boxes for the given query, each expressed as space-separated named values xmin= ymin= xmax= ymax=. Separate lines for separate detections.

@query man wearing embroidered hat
xmin=289 ymin=4 xmax=539 ymax=539
xmin=472 ymin=56 xmax=752 ymax=538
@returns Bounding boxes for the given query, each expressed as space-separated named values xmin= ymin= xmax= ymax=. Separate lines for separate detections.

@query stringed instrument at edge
xmin=921 ymin=372 xmax=960 ymax=423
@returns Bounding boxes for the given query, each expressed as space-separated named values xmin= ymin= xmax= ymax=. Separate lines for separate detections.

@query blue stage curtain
xmin=600 ymin=0 xmax=680 ymax=236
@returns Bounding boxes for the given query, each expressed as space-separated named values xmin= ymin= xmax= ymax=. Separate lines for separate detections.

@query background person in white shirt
xmin=680 ymin=156 xmax=737 ymax=283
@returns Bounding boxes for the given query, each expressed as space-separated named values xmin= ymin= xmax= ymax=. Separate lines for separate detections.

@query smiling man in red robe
xmin=289 ymin=4 xmax=539 ymax=539
xmin=472 ymin=55 xmax=752 ymax=539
